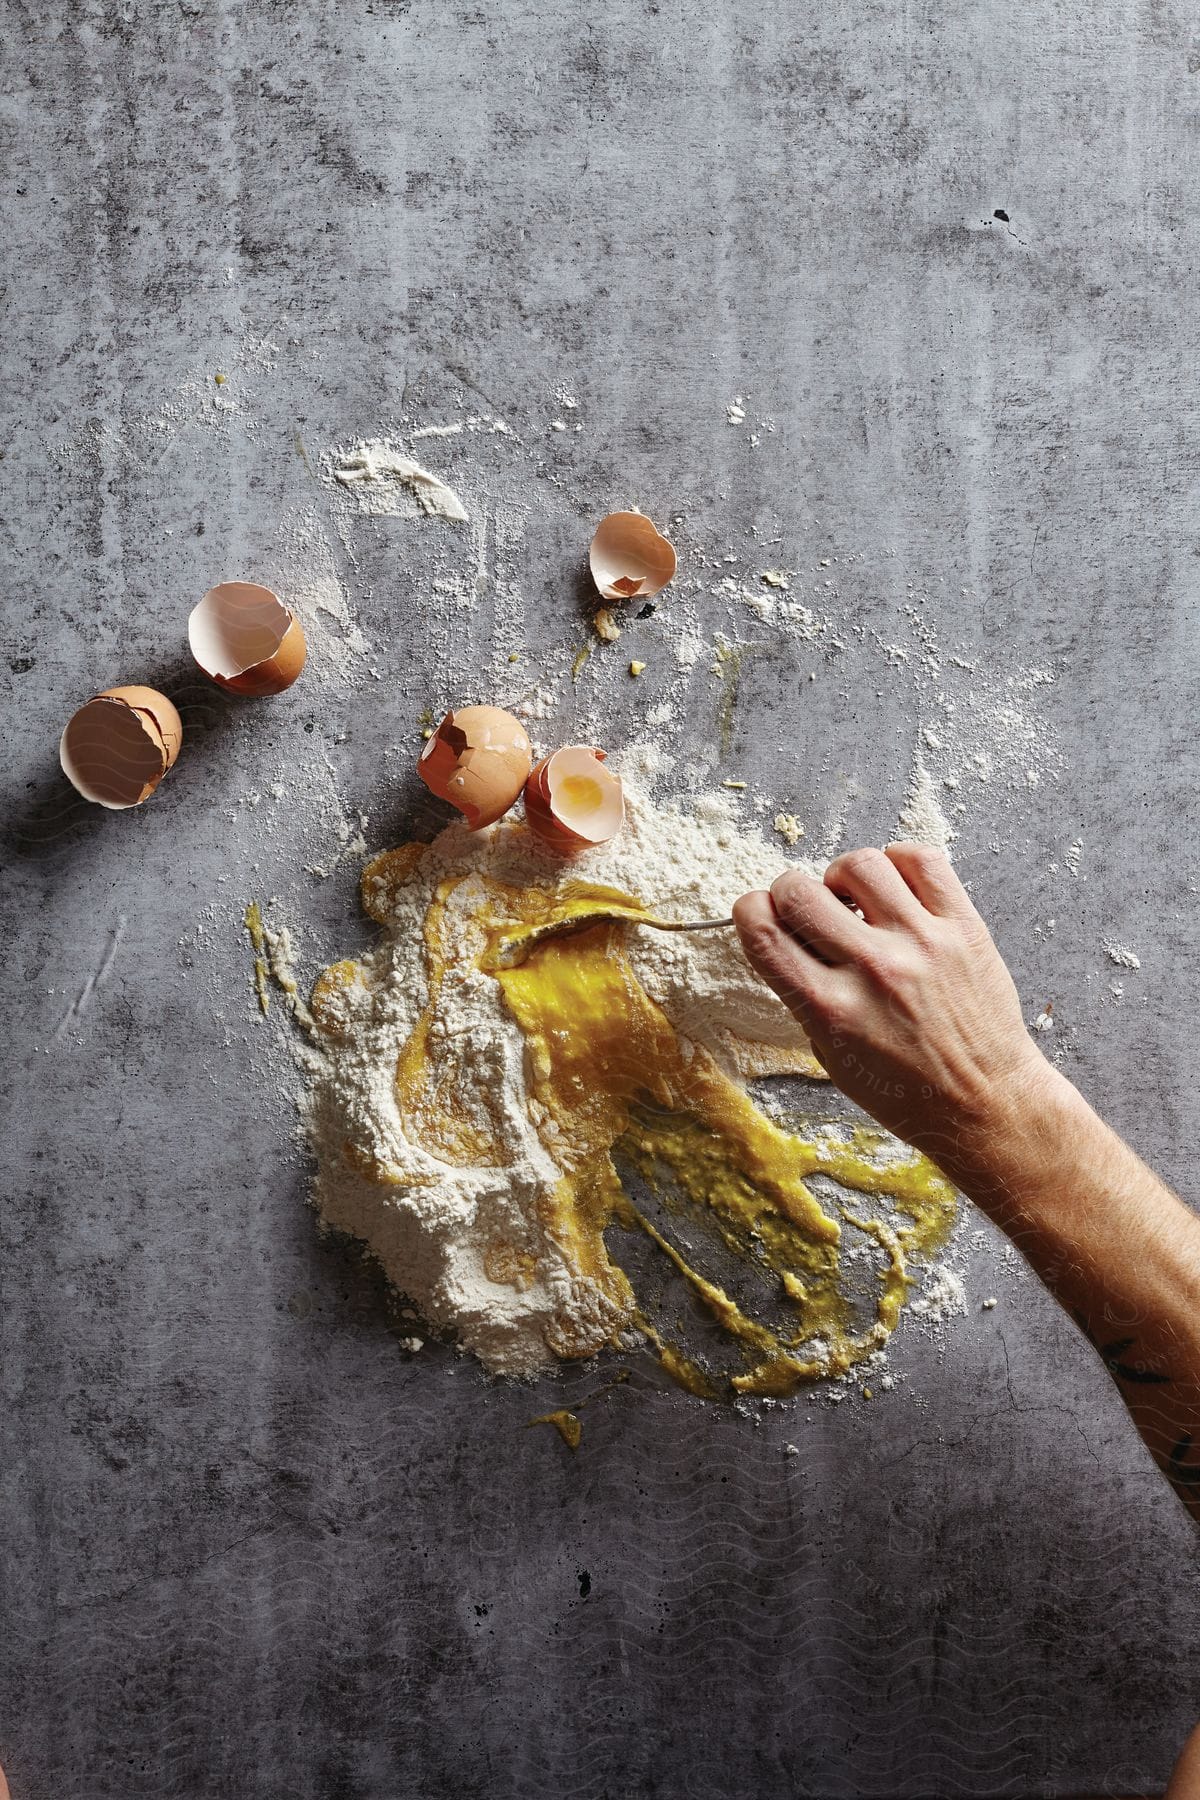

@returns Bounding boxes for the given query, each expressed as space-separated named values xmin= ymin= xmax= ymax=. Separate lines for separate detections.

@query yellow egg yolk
xmin=312 ymin=869 xmax=957 ymax=1397
xmin=553 ymin=773 xmax=605 ymax=818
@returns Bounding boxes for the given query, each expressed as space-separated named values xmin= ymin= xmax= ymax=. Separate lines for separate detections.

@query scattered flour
xmin=897 ymin=756 xmax=955 ymax=851
xmin=742 ymin=591 xmax=776 ymax=621
xmin=675 ymin=631 xmax=707 ymax=670
xmin=1103 ymin=941 xmax=1141 ymax=970
xmin=260 ymin=510 xmax=372 ymax=683
xmin=907 ymin=1267 xmax=968 ymax=1324
xmin=322 ymin=439 xmax=469 ymax=522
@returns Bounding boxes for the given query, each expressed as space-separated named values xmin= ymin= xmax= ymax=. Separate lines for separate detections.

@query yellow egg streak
xmin=527 ymin=1409 xmax=583 ymax=1450
xmin=311 ymin=862 xmax=957 ymax=1397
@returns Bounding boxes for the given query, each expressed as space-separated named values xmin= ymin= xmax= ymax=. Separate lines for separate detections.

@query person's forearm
xmin=734 ymin=844 xmax=1200 ymax=1526
xmin=941 ymin=1064 xmax=1200 ymax=1522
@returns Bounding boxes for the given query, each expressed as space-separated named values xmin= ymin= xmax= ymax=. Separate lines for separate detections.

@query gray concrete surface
xmin=4 ymin=2 xmax=1200 ymax=1795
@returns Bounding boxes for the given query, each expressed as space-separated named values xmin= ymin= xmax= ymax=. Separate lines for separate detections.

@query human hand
xmin=733 ymin=844 xmax=1053 ymax=1172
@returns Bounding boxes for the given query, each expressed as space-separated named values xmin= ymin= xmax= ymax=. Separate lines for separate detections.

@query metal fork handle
xmin=643 ymin=916 xmax=735 ymax=932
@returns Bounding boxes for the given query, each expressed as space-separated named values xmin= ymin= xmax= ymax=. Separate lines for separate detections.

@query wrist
xmin=936 ymin=1051 xmax=1093 ymax=1221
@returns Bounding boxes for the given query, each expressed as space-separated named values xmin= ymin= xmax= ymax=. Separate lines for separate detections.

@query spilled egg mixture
xmin=308 ymin=846 xmax=956 ymax=1399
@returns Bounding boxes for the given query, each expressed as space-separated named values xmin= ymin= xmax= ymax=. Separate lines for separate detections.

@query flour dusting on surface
xmin=898 ymin=757 xmax=955 ymax=850
xmin=907 ymin=1266 xmax=968 ymax=1323
xmin=322 ymin=439 xmax=469 ymax=521
xmin=260 ymin=510 xmax=372 ymax=684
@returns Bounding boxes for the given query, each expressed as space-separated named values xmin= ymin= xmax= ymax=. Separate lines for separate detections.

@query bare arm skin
xmin=1167 ymin=1723 xmax=1200 ymax=1799
xmin=734 ymin=843 xmax=1200 ymax=1528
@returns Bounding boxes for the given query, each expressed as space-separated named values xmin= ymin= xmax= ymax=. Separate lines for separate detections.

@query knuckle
xmin=831 ymin=846 xmax=886 ymax=882
xmin=903 ymin=841 xmax=946 ymax=867
xmin=741 ymin=920 xmax=780 ymax=960
xmin=889 ymin=952 xmax=926 ymax=995
xmin=770 ymin=867 xmax=807 ymax=898
xmin=860 ymin=940 xmax=919 ymax=991
xmin=858 ymin=950 xmax=901 ymax=993
xmin=957 ymin=913 xmax=992 ymax=951
xmin=770 ymin=868 xmax=815 ymax=921
xmin=904 ymin=911 xmax=942 ymax=950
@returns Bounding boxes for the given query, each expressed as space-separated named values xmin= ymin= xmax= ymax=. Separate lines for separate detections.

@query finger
xmin=884 ymin=841 xmax=979 ymax=920
xmin=770 ymin=868 xmax=874 ymax=964
xmin=822 ymin=846 xmax=924 ymax=928
xmin=733 ymin=890 xmax=838 ymax=1023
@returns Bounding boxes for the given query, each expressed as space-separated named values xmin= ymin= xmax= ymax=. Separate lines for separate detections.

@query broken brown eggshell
xmin=418 ymin=705 xmax=533 ymax=829
xmin=523 ymin=746 xmax=625 ymax=852
xmin=589 ymin=511 xmax=677 ymax=603
xmin=59 ymin=685 xmax=183 ymax=810
xmin=189 ymin=581 xmax=307 ymax=696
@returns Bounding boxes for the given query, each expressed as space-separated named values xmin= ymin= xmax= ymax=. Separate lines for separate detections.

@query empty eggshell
xmin=524 ymin=746 xmax=624 ymax=851
xmin=189 ymin=581 xmax=307 ymax=696
xmin=589 ymin=512 xmax=677 ymax=602
xmin=418 ymin=705 xmax=533 ymax=829
xmin=59 ymin=685 xmax=183 ymax=810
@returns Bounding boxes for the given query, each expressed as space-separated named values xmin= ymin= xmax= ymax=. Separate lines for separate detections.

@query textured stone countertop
xmin=4 ymin=4 xmax=1200 ymax=1796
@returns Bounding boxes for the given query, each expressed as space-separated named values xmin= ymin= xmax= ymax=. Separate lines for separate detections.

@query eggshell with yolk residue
xmin=523 ymin=746 xmax=624 ymax=851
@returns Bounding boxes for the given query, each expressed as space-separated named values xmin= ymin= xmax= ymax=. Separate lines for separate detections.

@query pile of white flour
xmin=298 ymin=760 xmax=823 ymax=1377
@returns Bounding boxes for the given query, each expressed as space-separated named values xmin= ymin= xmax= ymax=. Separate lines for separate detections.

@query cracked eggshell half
xmin=589 ymin=512 xmax=677 ymax=602
xmin=524 ymin=746 xmax=624 ymax=851
xmin=60 ymin=685 xmax=183 ymax=810
xmin=418 ymin=705 xmax=533 ymax=829
xmin=189 ymin=581 xmax=307 ymax=696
